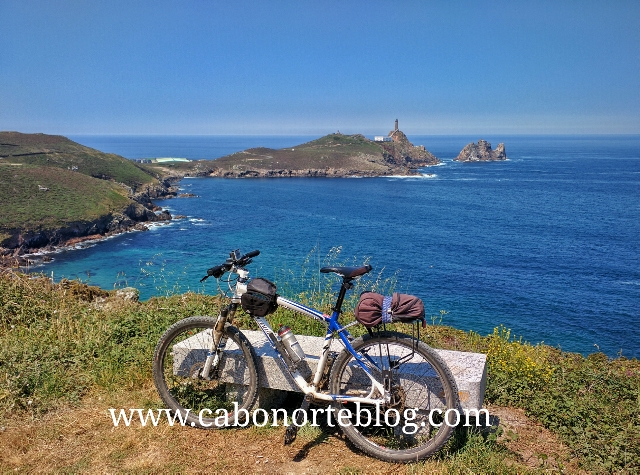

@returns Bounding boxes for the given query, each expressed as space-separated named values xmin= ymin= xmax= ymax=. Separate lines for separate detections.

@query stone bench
xmin=174 ymin=330 xmax=487 ymax=411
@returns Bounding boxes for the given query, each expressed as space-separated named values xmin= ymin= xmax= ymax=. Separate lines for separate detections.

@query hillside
xmin=210 ymin=132 xmax=440 ymax=177
xmin=0 ymin=271 xmax=637 ymax=473
xmin=0 ymin=164 xmax=131 ymax=231
xmin=0 ymin=132 xmax=175 ymax=258
xmin=0 ymin=132 xmax=157 ymax=190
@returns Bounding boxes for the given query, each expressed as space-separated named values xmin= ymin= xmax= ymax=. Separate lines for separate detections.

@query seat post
xmin=332 ymin=278 xmax=353 ymax=314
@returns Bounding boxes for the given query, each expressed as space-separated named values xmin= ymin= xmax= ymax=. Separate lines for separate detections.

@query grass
xmin=0 ymin=164 xmax=132 ymax=231
xmin=0 ymin=263 xmax=638 ymax=473
xmin=212 ymin=133 xmax=422 ymax=173
xmin=0 ymin=132 xmax=156 ymax=191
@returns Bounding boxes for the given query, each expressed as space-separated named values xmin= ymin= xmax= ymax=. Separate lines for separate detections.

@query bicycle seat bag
xmin=241 ymin=277 xmax=278 ymax=317
xmin=355 ymin=292 xmax=426 ymax=328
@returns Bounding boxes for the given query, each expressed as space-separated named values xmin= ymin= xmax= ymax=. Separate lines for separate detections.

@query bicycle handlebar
xmin=200 ymin=249 xmax=260 ymax=282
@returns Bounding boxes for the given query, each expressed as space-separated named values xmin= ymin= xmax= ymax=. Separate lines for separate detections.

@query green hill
xmin=210 ymin=132 xmax=440 ymax=177
xmin=0 ymin=132 xmax=156 ymax=191
xmin=0 ymin=132 xmax=172 ymax=256
xmin=0 ymin=164 xmax=131 ymax=232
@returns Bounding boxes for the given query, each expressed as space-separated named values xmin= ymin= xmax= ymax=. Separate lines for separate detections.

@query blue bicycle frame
xmin=251 ymin=294 xmax=388 ymax=405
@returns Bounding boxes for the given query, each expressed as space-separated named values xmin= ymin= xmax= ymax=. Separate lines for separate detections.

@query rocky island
xmin=207 ymin=121 xmax=439 ymax=178
xmin=455 ymin=139 xmax=507 ymax=162
xmin=0 ymin=132 xmax=177 ymax=263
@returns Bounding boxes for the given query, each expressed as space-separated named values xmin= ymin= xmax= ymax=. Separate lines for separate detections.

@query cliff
xmin=454 ymin=140 xmax=507 ymax=162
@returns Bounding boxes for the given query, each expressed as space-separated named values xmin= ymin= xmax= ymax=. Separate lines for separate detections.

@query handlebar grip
xmin=208 ymin=264 xmax=227 ymax=278
xmin=243 ymin=250 xmax=260 ymax=259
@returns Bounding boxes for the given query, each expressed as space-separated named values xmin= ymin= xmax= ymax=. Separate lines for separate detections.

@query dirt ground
xmin=0 ymin=388 xmax=580 ymax=474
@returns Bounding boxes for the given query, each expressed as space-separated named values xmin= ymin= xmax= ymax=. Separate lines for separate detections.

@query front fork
xmin=200 ymin=304 xmax=235 ymax=380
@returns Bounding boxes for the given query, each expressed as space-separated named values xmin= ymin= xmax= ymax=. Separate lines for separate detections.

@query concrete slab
xmin=173 ymin=329 xmax=487 ymax=411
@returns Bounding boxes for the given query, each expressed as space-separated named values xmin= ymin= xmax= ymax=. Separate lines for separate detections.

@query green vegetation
xmin=0 ymin=132 xmax=156 ymax=190
xmin=0 ymin=132 xmax=169 ymax=244
xmin=0 ymin=164 xmax=131 ymax=231
xmin=1 ymin=263 xmax=638 ymax=472
xmin=0 ymin=250 xmax=635 ymax=471
xmin=213 ymin=133 xmax=400 ymax=173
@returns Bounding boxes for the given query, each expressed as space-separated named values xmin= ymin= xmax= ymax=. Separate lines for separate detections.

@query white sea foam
xmin=385 ymin=173 xmax=437 ymax=179
xmin=147 ymin=221 xmax=173 ymax=231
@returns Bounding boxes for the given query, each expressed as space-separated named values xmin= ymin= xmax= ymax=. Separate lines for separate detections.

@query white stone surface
xmin=173 ymin=329 xmax=487 ymax=411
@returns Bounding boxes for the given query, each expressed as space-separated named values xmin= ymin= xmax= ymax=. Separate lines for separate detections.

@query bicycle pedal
xmin=283 ymin=394 xmax=312 ymax=445
xmin=284 ymin=425 xmax=299 ymax=445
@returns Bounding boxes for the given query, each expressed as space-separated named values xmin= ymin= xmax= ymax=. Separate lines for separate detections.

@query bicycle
xmin=152 ymin=249 xmax=460 ymax=463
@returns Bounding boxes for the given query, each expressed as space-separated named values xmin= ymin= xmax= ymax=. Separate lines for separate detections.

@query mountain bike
xmin=152 ymin=249 xmax=460 ymax=463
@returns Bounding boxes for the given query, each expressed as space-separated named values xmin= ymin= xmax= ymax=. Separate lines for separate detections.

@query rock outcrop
xmin=383 ymin=129 xmax=439 ymax=167
xmin=0 ymin=206 xmax=174 ymax=260
xmin=455 ymin=140 xmax=507 ymax=162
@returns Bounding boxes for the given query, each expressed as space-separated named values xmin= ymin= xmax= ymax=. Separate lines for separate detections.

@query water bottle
xmin=277 ymin=325 xmax=306 ymax=363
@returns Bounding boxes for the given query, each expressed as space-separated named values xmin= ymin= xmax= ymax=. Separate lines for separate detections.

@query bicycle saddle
xmin=320 ymin=264 xmax=372 ymax=279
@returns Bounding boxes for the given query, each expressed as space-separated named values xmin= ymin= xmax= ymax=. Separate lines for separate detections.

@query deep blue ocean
xmin=36 ymin=134 xmax=639 ymax=358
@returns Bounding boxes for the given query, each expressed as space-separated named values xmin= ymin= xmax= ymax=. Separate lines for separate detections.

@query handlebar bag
xmin=355 ymin=292 xmax=426 ymax=328
xmin=241 ymin=277 xmax=278 ymax=317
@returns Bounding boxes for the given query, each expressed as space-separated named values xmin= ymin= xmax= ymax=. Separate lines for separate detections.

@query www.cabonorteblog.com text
xmin=109 ymin=403 xmax=489 ymax=434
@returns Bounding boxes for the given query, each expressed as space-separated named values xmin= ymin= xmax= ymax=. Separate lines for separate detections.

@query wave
xmin=385 ymin=173 xmax=438 ymax=179
xmin=147 ymin=221 xmax=173 ymax=230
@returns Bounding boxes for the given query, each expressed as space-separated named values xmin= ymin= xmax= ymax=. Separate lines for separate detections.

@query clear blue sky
xmin=1 ymin=0 xmax=638 ymax=135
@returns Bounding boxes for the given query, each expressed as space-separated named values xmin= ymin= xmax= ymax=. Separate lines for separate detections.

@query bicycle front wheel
xmin=329 ymin=331 xmax=459 ymax=463
xmin=152 ymin=316 xmax=259 ymax=428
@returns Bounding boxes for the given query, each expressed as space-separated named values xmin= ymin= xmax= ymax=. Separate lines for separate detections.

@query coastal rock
xmin=208 ymin=166 xmax=421 ymax=179
xmin=155 ymin=210 xmax=172 ymax=221
xmin=381 ymin=128 xmax=440 ymax=167
xmin=115 ymin=287 xmax=139 ymax=302
xmin=124 ymin=202 xmax=156 ymax=222
xmin=0 ymin=206 xmax=173 ymax=259
xmin=455 ymin=140 xmax=507 ymax=162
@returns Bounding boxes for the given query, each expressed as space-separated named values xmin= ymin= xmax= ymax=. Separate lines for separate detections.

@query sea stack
xmin=455 ymin=140 xmax=507 ymax=162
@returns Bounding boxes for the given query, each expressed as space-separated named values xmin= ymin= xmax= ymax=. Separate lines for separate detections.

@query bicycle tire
xmin=329 ymin=331 xmax=460 ymax=463
xmin=152 ymin=316 xmax=259 ymax=428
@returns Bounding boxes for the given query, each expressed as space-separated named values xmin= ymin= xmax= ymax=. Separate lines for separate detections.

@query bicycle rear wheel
xmin=329 ymin=331 xmax=459 ymax=462
xmin=152 ymin=316 xmax=259 ymax=428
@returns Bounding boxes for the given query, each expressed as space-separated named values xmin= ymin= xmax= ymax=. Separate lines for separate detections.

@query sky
xmin=1 ymin=0 xmax=639 ymax=135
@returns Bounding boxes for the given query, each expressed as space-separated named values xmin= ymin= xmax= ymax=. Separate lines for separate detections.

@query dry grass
xmin=0 ymin=385 xmax=581 ymax=474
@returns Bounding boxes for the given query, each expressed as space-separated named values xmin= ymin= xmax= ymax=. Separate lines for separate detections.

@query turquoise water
xmin=39 ymin=135 xmax=640 ymax=358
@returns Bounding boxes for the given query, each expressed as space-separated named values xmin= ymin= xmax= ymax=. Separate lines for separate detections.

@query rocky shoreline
xmin=0 ymin=179 xmax=181 ymax=267
xmin=208 ymin=166 xmax=424 ymax=179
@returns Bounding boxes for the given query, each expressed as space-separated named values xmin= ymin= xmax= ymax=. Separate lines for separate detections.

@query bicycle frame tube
xmin=250 ymin=296 xmax=387 ymax=404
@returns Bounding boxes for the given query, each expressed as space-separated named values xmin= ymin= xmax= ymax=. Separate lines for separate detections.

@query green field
xmin=0 ymin=164 xmax=132 ymax=231
xmin=213 ymin=134 xmax=389 ymax=172
xmin=0 ymin=132 xmax=156 ymax=191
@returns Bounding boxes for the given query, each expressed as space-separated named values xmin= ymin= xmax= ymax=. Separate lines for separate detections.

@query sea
xmin=30 ymin=134 xmax=639 ymax=358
